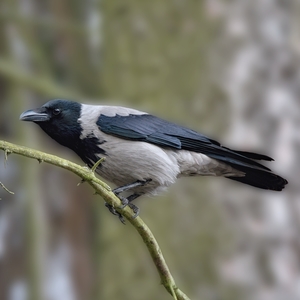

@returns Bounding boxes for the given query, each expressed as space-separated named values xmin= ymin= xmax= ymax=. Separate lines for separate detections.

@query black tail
xmin=227 ymin=166 xmax=288 ymax=191
xmin=223 ymin=151 xmax=288 ymax=191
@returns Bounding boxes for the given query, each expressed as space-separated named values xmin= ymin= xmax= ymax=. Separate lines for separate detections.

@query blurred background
xmin=0 ymin=0 xmax=299 ymax=299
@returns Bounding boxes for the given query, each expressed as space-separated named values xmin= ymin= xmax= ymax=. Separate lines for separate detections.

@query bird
xmin=20 ymin=99 xmax=288 ymax=222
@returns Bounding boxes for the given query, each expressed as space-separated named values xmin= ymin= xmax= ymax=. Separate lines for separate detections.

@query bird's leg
xmin=113 ymin=179 xmax=151 ymax=209
xmin=113 ymin=179 xmax=151 ymax=195
xmin=109 ymin=179 xmax=151 ymax=221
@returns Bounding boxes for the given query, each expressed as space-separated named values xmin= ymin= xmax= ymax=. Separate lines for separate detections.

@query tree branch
xmin=0 ymin=140 xmax=190 ymax=300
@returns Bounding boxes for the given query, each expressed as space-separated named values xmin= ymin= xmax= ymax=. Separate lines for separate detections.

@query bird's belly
xmin=94 ymin=140 xmax=180 ymax=195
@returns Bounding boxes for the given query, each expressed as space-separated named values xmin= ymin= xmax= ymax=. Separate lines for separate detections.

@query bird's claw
xmin=118 ymin=196 xmax=140 ymax=218
xmin=105 ymin=194 xmax=140 ymax=223
xmin=105 ymin=203 xmax=126 ymax=224
xmin=118 ymin=196 xmax=129 ymax=209
xmin=128 ymin=202 xmax=140 ymax=219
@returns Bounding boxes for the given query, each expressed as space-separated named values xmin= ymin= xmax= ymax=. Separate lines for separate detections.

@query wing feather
xmin=97 ymin=114 xmax=271 ymax=170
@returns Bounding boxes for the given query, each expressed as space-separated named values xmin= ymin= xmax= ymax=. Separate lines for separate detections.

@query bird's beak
xmin=20 ymin=108 xmax=50 ymax=122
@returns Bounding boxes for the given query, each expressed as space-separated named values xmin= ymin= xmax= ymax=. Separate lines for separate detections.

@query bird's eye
xmin=53 ymin=108 xmax=61 ymax=116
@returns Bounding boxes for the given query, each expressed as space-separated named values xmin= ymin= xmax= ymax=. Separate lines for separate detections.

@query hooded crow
xmin=20 ymin=99 xmax=288 ymax=220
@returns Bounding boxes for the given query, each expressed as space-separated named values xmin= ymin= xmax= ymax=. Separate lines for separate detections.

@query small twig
xmin=4 ymin=149 xmax=11 ymax=160
xmin=4 ymin=149 xmax=11 ymax=167
xmin=0 ymin=181 xmax=14 ymax=195
xmin=91 ymin=157 xmax=106 ymax=173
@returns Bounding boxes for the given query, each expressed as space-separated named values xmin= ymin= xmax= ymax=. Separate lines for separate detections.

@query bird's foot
xmin=105 ymin=193 xmax=141 ymax=223
xmin=119 ymin=196 xmax=129 ymax=209
xmin=105 ymin=203 xmax=126 ymax=224
xmin=117 ymin=195 xmax=140 ymax=218
xmin=118 ymin=194 xmax=140 ymax=217
xmin=107 ymin=179 xmax=151 ymax=222
xmin=127 ymin=202 xmax=140 ymax=219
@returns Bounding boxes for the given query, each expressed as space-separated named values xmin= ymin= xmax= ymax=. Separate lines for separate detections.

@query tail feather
xmin=212 ymin=147 xmax=288 ymax=191
xmin=227 ymin=164 xmax=288 ymax=191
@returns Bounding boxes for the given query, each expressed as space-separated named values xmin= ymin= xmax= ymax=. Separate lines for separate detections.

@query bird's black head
xmin=20 ymin=99 xmax=82 ymax=149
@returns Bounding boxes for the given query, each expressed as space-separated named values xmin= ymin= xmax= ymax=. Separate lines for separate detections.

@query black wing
xmin=97 ymin=114 xmax=271 ymax=169
xmin=97 ymin=114 xmax=287 ymax=190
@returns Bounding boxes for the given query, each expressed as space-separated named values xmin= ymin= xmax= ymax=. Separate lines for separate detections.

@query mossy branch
xmin=0 ymin=140 xmax=190 ymax=300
